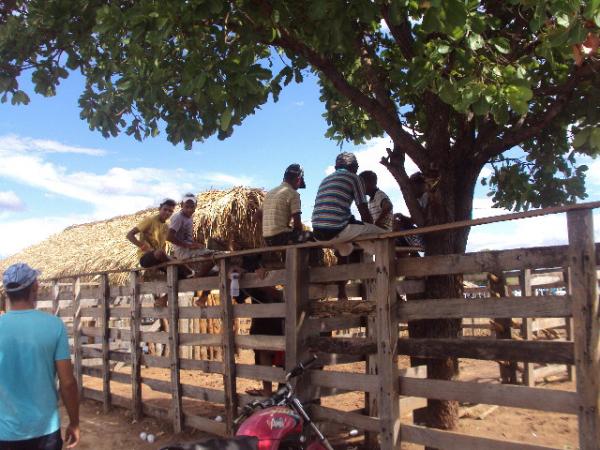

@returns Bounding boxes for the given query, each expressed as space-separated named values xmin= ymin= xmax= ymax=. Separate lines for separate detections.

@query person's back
xmin=262 ymin=182 xmax=300 ymax=238
xmin=0 ymin=310 xmax=69 ymax=440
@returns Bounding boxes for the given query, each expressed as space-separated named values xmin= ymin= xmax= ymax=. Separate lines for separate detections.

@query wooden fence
xmin=11 ymin=201 xmax=600 ymax=449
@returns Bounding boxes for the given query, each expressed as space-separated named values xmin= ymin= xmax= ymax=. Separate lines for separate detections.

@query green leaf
xmin=584 ymin=0 xmax=600 ymax=20
xmin=572 ymin=128 xmax=591 ymax=148
xmin=467 ymin=33 xmax=484 ymax=51
xmin=590 ymin=128 xmax=600 ymax=150
xmin=437 ymin=43 xmax=451 ymax=54
xmin=492 ymin=37 xmax=511 ymax=54
xmin=220 ymin=107 xmax=233 ymax=131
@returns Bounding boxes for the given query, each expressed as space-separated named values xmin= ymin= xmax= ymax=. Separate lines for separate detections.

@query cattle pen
xmin=3 ymin=201 xmax=599 ymax=450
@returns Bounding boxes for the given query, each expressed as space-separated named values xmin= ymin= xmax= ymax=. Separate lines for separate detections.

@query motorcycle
xmin=161 ymin=355 xmax=334 ymax=450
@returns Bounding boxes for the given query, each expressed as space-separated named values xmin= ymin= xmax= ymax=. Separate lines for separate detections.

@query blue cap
xmin=2 ymin=263 xmax=40 ymax=292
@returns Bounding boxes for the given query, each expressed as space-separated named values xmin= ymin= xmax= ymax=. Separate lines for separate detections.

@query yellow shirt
xmin=262 ymin=182 xmax=301 ymax=238
xmin=135 ymin=214 xmax=169 ymax=258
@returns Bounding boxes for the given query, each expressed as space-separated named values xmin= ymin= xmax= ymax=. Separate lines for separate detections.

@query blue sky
xmin=0 ymin=71 xmax=598 ymax=258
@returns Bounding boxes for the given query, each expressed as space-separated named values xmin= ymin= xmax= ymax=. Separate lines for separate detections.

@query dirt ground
xmin=69 ymin=349 xmax=579 ymax=450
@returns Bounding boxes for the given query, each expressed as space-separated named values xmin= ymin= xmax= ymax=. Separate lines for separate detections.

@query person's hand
xmin=140 ymin=242 xmax=151 ymax=252
xmin=64 ymin=423 xmax=80 ymax=448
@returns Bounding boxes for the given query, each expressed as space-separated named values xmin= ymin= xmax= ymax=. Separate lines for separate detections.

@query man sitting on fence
xmin=359 ymin=170 xmax=394 ymax=231
xmin=0 ymin=263 xmax=80 ymax=450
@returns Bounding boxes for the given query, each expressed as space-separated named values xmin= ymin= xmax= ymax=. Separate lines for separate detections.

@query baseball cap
xmin=181 ymin=193 xmax=197 ymax=205
xmin=335 ymin=152 xmax=358 ymax=170
xmin=284 ymin=164 xmax=306 ymax=188
xmin=2 ymin=263 xmax=40 ymax=292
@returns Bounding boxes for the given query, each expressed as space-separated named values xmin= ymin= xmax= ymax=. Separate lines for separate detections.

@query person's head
xmin=158 ymin=198 xmax=176 ymax=222
xmin=409 ymin=172 xmax=426 ymax=198
xmin=2 ymin=263 xmax=39 ymax=304
xmin=180 ymin=193 xmax=197 ymax=217
xmin=283 ymin=164 xmax=306 ymax=190
xmin=359 ymin=170 xmax=378 ymax=195
xmin=335 ymin=152 xmax=359 ymax=174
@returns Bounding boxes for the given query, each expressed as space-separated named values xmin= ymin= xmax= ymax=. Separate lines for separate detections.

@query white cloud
xmin=0 ymin=134 xmax=106 ymax=156
xmin=0 ymin=190 xmax=25 ymax=211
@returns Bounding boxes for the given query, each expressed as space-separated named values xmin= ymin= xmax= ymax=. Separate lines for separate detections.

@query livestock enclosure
xmin=2 ymin=201 xmax=598 ymax=449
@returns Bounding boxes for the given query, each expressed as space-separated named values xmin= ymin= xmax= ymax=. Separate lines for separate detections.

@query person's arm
xmin=126 ymin=226 xmax=150 ymax=252
xmin=291 ymin=212 xmax=303 ymax=232
xmin=56 ymin=360 xmax=80 ymax=448
xmin=375 ymin=197 xmax=393 ymax=228
xmin=357 ymin=203 xmax=373 ymax=224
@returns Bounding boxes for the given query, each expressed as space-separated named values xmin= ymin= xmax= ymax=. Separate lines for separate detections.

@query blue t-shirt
xmin=0 ymin=309 xmax=70 ymax=440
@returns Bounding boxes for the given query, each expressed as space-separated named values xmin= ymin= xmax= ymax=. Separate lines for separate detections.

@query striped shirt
xmin=262 ymin=182 xmax=301 ymax=238
xmin=312 ymin=169 xmax=367 ymax=231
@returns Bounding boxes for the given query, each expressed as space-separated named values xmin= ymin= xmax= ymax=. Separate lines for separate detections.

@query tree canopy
xmin=1 ymin=0 xmax=599 ymax=234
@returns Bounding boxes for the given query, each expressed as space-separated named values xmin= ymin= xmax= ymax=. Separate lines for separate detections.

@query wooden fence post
xmin=566 ymin=208 xmax=600 ymax=449
xmin=375 ymin=239 xmax=400 ymax=450
xmin=52 ymin=280 xmax=60 ymax=316
xmin=519 ymin=269 xmax=535 ymax=387
xmin=219 ymin=259 xmax=237 ymax=435
xmin=563 ymin=268 xmax=576 ymax=382
xmin=284 ymin=248 xmax=310 ymax=398
xmin=72 ymin=277 xmax=83 ymax=396
xmin=100 ymin=274 xmax=111 ymax=413
xmin=365 ymin=281 xmax=379 ymax=449
xmin=167 ymin=265 xmax=183 ymax=433
xmin=129 ymin=271 xmax=142 ymax=420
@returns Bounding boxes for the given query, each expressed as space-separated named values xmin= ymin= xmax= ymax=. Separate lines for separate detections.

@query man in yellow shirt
xmin=126 ymin=198 xmax=176 ymax=270
xmin=262 ymin=164 xmax=306 ymax=246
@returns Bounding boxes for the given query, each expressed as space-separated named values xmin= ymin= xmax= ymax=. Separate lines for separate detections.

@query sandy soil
xmin=69 ymin=349 xmax=578 ymax=450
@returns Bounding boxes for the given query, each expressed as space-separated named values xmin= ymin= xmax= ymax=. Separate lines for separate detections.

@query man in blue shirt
xmin=0 ymin=263 xmax=80 ymax=449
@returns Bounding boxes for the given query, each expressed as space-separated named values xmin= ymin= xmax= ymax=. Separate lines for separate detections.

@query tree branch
xmin=380 ymin=146 xmax=426 ymax=226
xmin=272 ymin=29 xmax=427 ymax=167
xmin=380 ymin=4 xmax=415 ymax=60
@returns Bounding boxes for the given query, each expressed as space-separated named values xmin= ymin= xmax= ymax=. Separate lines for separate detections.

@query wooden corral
xmin=2 ymin=201 xmax=599 ymax=449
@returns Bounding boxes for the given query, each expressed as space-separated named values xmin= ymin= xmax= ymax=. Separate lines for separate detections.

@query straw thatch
xmin=0 ymin=187 xmax=265 ymax=286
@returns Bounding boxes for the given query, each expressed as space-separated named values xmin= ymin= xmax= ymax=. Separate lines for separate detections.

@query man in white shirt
xmin=359 ymin=170 xmax=393 ymax=231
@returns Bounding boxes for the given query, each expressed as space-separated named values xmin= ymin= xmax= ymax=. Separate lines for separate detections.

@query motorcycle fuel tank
xmin=236 ymin=406 xmax=303 ymax=449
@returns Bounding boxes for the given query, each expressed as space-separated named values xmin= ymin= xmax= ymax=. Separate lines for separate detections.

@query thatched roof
xmin=0 ymin=187 xmax=265 ymax=286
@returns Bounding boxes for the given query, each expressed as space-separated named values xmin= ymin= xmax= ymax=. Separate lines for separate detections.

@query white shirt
xmin=368 ymin=190 xmax=393 ymax=231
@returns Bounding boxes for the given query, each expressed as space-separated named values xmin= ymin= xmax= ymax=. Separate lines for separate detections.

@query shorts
xmin=264 ymin=230 xmax=301 ymax=246
xmin=0 ymin=430 xmax=62 ymax=450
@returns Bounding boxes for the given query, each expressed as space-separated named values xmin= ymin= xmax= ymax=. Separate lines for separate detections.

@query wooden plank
xmin=109 ymin=328 xmax=131 ymax=341
xmin=374 ymin=239 xmax=401 ymax=450
xmin=534 ymin=364 xmax=568 ymax=380
xmin=109 ymin=307 xmax=131 ymax=318
xmin=236 ymin=363 xmax=286 ymax=382
xmin=306 ymin=315 xmax=364 ymax=334
xmin=284 ymin=247 xmax=312 ymax=405
xmin=399 ymin=376 xmax=578 ymax=414
xmin=308 ymin=337 xmax=377 ymax=355
xmin=566 ymin=208 xmax=600 ymax=449
xmin=129 ymin=271 xmax=142 ymax=420
xmin=72 ymin=277 xmax=83 ymax=396
xmin=52 ymin=280 xmax=60 ymax=316
xmin=401 ymin=424 xmax=561 ymax=450
xmin=139 ymin=281 xmax=167 ymax=295
xmin=311 ymin=405 xmax=380 ymax=433
xmin=309 ymin=370 xmax=378 ymax=393
xmin=183 ymin=414 xmax=227 ymax=437
xmin=80 ymin=307 xmax=101 ymax=318
xmin=142 ymin=403 xmax=170 ymax=421
xmin=233 ymin=303 xmax=285 ymax=318
xmin=178 ymin=276 xmax=220 ymax=292
xmin=397 ymin=295 xmax=571 ymax=321
xmin=235 ymin=335 xmax=286 ymax=351
xmin=532 ymin=317 xmax=567 ymax=332
xmin=80 ymin=326 xmax=102 ymax=337
xmin=238 ymin=269 xmax=285 ymax=289
xmin=140 ymin=307 xmax=169 ymax=318
xmin=178 ymin=305 xmax=221 ymax=319
xmin=100 ymin=274 xmax=111 ymax=413
xmin=397 ymin=245 xmax=571 ymax=278
xmin=141 ymin=354 xmax=170 ymax=368
xmin=179 ymin=358 xmax=224 ymax=373
xmin=167 ymin=265 xmax=183 ymax=433
xmin=179 ymin=333 xmax=222 ymax=346
xmin=310 ymin=262 xmax=376 ymax=283
xmin=140 ymin=331 xmax=169 ymax=344
xmin=181 ymin=383 xmax=226 ymax=403
xmin=219 ymin=259 xmax=237 ymax=436
xmin=397 ymin=338 xmax=574 ymax=365
xmin=109 ymin=285 xmax=128 ymax=297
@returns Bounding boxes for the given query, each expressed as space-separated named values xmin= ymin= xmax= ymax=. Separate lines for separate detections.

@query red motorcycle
xmin=162 ymin=355 xmax=333 ymax=450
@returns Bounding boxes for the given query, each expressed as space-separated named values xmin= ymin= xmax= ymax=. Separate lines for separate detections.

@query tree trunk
xmin=405 ymin=164 xmax=478 ymax=435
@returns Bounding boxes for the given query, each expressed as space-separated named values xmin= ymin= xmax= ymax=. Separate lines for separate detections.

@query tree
xmin=2 ymin=0 xmax=599 ymax=431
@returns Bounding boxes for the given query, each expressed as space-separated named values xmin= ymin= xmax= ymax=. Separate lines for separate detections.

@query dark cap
xmin=3 ymin=263 xmax=40 ymax=292
xmin=284 ymin=164 xmax=306 ymax=189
